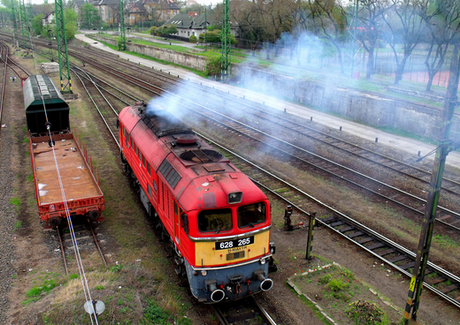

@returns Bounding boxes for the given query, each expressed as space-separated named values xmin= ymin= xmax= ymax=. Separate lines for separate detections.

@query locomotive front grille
xmin=227 ymin=251 xmax=245 ymax=261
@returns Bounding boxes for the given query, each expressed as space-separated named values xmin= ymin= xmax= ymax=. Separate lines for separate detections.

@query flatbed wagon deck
xmin=31 ymin=133 xmax=102 ymax=204
xmin=30 ymin=133 xmax=104 ymax=226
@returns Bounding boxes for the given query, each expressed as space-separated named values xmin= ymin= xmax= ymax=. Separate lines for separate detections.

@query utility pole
xmin=152 ymin=8 xmax=155 ymax=27
xmin=55 ymin=0 xmax=72 ymax=94
xmin=19 ymin=0 xmax=31 ymax=49
xmin=11 ymin=0 xmax=17 ymax=46
xmin=221 ymin=0 xmax=231 ymax=81
xmin=119 ymin=0 xmax=127 ymax=50
xmin=204 ymin=6 xmax=207 ymax=51
xmin=404 ymin=43 xmax=460 ymax=325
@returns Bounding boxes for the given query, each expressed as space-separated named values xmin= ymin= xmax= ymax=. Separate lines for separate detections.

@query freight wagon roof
xmin=23 ymin=75 xmax=70 ymax=134
xmin=23 ymin=75 xmax=68 ymax=111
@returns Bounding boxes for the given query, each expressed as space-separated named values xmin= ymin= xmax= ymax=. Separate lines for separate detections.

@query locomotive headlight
xmin=260 ymin=258 xmax=266 ymax=265
xmin=228 ymin=192 xmax=243 ymax=204
xmin=201 ymin=270 xmax=207 ymax=276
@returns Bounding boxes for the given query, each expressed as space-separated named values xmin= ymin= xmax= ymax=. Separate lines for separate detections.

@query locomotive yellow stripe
xmin=194 ymin=230 xmax=270 ymax=267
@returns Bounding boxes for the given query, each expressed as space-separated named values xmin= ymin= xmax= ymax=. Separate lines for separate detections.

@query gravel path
xmin=0 ymin=71 xmax=20 ymax=325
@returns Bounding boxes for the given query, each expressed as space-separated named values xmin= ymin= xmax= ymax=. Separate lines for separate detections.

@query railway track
xmin=0 ymin=41 xmax=30 ymax=136
xmin=46 ymin=40 xmax=460 ymax=199
xmin=198 ymin=133 xmax=460 ymax=309
xmin=0 ymin=41 xmax=8 ymax=134
xmin=54 ymin=47 xmax=460 ymax=231
xmin=67 ymin=43 xmax=460 ymax=203
xmin=22 ymin=40 xmax=460 ymax=310
xmin=70 ymin=59 xmax=460 ymax=310
xmin=56 ymin=220 xmax=107 ymax=276
xmin=212 ymin=296 xmax=277 ymax=325
xmin=186 ymin=105 xmax=460 ymax=232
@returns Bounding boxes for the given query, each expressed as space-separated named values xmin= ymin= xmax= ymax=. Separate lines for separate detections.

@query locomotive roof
xmin=138 ymin=105 xmax=194 ymax=138
xmin=120 ymin=103 xmax=268 ymax=212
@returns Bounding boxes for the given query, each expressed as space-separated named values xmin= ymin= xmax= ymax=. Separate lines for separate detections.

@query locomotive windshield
xmin=198 ymin=209 xmax=232 ymax=233
xmin=237 ymin=202 xmax=266 ymax=228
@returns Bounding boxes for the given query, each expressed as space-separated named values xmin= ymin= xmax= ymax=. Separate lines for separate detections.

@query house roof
xmin=164 ymin=11 xmax=216 ymax=29
xmin=97 ymin=0 xmax=120 ymax=6
xmin=43 ymin=12 xmax=54 ymax=19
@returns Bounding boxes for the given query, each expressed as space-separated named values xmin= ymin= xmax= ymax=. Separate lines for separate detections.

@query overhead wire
xmin=40 ymin=88 xmax=99 ymax=325
xmin=29 ymin=38 xmax=99 ymax=322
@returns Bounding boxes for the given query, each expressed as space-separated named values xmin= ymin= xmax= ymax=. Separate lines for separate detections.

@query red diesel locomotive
xmin=118 ymin=102 xmax=275 ymax=303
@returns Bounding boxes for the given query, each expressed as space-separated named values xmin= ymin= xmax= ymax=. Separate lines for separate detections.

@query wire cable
xmin=35 ymin=76 xmax=99 ymax=324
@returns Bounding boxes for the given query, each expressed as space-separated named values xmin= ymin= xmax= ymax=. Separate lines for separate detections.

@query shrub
xmin=155 ymin=25 xmax=177 ymax=36
xmin=345 ymin=300 xmax=384 ymax=325
xmin=206 ymin=56 xmax=221 ymax=76
xmin=189 ymin=35 xmax=197 ymax=43
xmin=328 ymin=278 xmax=349 ymax=292
xmin=318 ymin=274 xmax=332 ymax=284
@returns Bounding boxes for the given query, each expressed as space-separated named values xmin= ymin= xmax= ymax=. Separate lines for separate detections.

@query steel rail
xmin=251 ymin=296 xmax=277 ymax=325
xmin=211 ymin=305 xmax=230 ymax=325
xmin=72 ymin=69 xmax=120 ymax=148
xmin=59 ymin=41 xmax=460 ymax=199
xmin=0 ymin=42 xmax=8 ymax=135
xmin=197 ymin=132 xmax=460 ymax=309
xmin=62 ymin=49 xmax=460 ymax=230
xmin=183 ymin=106 xmax=460 ymax=231
xmin=89 ymin=222 xmax=107 ymax=267
xmin=212 ymin=296 xmax=278 ymax=325
xmin=56 ymin=227 xmax=69 ymax=276
xmin=25 ymin=34 xmax=460 ymax=310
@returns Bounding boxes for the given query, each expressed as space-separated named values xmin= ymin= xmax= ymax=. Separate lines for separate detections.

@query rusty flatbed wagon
xmin=24 ymin=75 xmax=104 ymax=228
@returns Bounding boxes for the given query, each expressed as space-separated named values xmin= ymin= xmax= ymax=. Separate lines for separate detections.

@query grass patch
xmin=23 ymin=277 xmax=61 ymax=305
xmin=434 ymin=234 xmax=459 ymax=248
xmin=14 ymin=220 xmax=22 ymax=230
xmin=10 ymin=197 xmax=21 ymax=213
xmin=291 ymin=261 xmax=402 ymax=325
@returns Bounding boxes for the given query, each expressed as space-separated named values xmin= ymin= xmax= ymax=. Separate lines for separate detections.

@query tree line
xmin=221 ymin=0 xmax=460 ymax=90
xmin=1 ymin=0 xmax=459 ymax=90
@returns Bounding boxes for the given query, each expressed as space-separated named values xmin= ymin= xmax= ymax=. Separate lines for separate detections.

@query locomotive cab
xmin=178 ymin=179 xmax=274 ymax=303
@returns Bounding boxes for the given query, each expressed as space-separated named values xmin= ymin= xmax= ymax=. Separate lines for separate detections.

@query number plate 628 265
xmin=215 ymin=236 xmax=254 ymax=250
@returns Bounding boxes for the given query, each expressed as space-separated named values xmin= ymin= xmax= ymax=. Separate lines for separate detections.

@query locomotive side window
xmin=174 ymin=201 xmax=178 ymax=215
xmin=153 ymin=180 xmax=157 ymax=191
xmin=123 ymin=128 xmax=128 ymax=146
xmin=198 ymin=209 xmax=232 ymax=233
xmin=147 ymin=163 xmax=151 ymax=175
xmin=148 ymin=184 xmax=152 ymax=199
xmin=181 ymin=213 xmax=189 ymax=233
xmin=142 ymin=155 xmax=146 ymax=168
xmin=237 ymin=203 xmax=266 ymax=228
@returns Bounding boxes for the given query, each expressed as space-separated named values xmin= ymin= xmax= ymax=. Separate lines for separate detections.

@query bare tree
xmin=231 ymin=0 xmax=296 ymax=59
xmin=420 ymin=0 xmax=460 ymax=91
xmin=303 ymin=0 xmax=349 ymax=74
xmin=355 ymin=0 xmax=390 ymax=79
xmin=381 ymin=0 xmax=428 ymax=85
